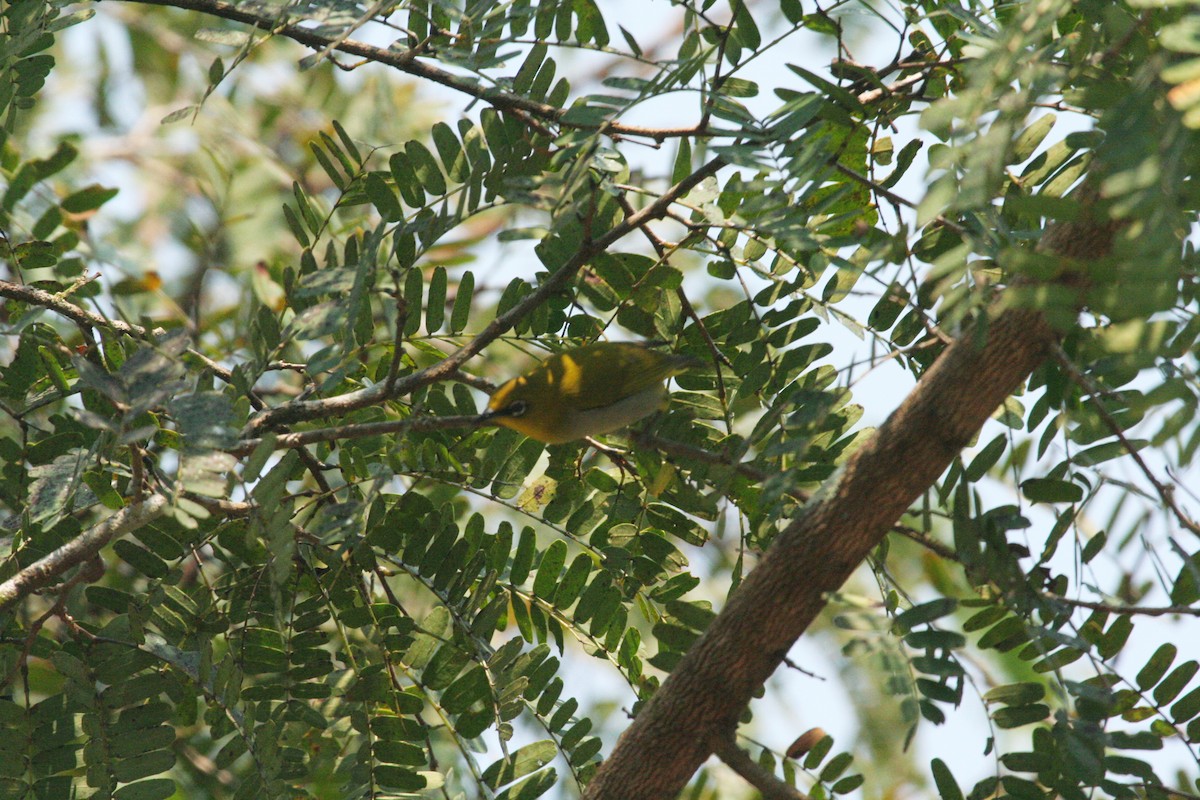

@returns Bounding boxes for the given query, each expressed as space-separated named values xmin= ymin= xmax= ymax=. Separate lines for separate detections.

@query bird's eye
xmin=507 ymin=400 xmax=529 ymax=417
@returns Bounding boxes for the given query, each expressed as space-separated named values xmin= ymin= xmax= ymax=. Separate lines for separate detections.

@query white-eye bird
xmin=482 ymin=342 xmax=700 ymax=444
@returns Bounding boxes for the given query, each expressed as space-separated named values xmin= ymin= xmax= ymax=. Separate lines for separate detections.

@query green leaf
xmin=113 ymin=540 xmax=167 ymax=579
xmin=1170 ymin=685 xmax=1200 ymax=723
xmin=390 ymin=151 xmax=426 ymax=207
xmin=894 ymin=598 xmax=958 ymax=632
xmin=61 ymin=183 xmax=118 ymax=213
xmin=730 ymin=0 xmax=761 ymax=50
xmin=533 ymin=540 xmax=567 ymax=599
xmin=441 ymin=667 xmax=489 ymax=715
xmin=421 ymin=643 xmax=470 ymax=691
xmin=34 ymin=140 xmax=79 ymax=181
xmin=281 ymin=202 xmax=309 ymax=246
xmin=1020 ymin=478 xmax=1084 ymax=503
xmin=332 ymin=118 xmax=362 ymax=164
xmin=672 ymin=137 xmax=692 ymax=184
xmin=406 ymin=140 xmax=447 ymax=195
xmin=291 ymin=181 xmax=321 ymax=234
xmin=451 ymin=270 xmax=475 ymax=333
xmin=917 ymin=678 xmax=960 ymax=704
xmin=653 ymin=621 xmax=698 ymax=651
xmin=1081 ymin=530 xmax=1106 ymax=564
xmin=1153 ymin=660 xmax=1198 ymax=705
xmin=721 ymin=77 xmax=758 ymax=97
xmin=310 ymin=139 xmax=346 ymax=190
xmin=964 ymin=435 xmax=1007 ymax=482
xmin=803 ymin=732 xmax=834 ymax=769
xmin=1098 ymin=614 xmax=1133 ymax=660
xmin=984 ymin=682 xmax=1045 ymax=706
xmin=374 ymin=766 xmax=427 ymax=791
xmin=1031 ymin=647 xmax=1084 ymax=673
xmin=553 ymin=553 xmax=593 ymax=609
xmin=666 ymin=600 xmax=716 ymax=632
xmin=992 ymin=704 xmax=1050 ymax=728
xmin=366 ymin=172 xmax=403 ymax=222
xmin=514 ymin=43 xmax=548 ymax=95
xmin=494 ymin=439 xmax=546 ymax=499
xmin=962 ymin=606 xmax=1007 ymax=632
xmin=112 ymin=779 xmax=176 ymax=800
xmin=819 ymin=751 xmax=853 ymax=782
xmin=1171 ymin=556 xmax=1200 ymax=605
xmin=432 ymin=121 xmax=468 ymax=183
xmin=404 ymin=267 xmax=423 ymax=337
xmin=1106 ymin=731 xmax=1163 ymax=751
xmin=1136 ymin=643 xmax=1177 ymax=690
xmin=511 ymin=527 xmax=537 ymax=586
xmin=482 ymin=740 xmax=557 ymax=790
xmin=1012 ymin=114 xmax=1056 ymax=162
xmin=111 ymin=749 xmax=176 ymax=782
xmin=496 ymin=768 xmax=557 ymax=800
xmin=426 ymin=265 xmax=447 ymax=333
xmin=832 ymin=774 xmax=865 ymax=794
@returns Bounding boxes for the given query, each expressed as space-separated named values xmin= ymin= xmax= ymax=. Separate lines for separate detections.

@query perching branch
xmin=231 ymin=413 xmax=490 ymax=457
xmin=244 ymin=156 xmax=726 ymax=433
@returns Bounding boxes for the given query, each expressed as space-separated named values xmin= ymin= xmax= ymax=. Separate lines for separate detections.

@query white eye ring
xmin=507 ymin=400 xmax=529 ymax=417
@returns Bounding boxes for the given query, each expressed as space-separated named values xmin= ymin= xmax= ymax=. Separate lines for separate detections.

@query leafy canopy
xmin=1 ymin=0 xmax=1199 ymax=798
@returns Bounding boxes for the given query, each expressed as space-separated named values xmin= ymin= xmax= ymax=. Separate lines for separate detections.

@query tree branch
xmin=583 ymin=197 xmax=1123 ymax=799
xmin=0 ymin=494 xmax=170 ymax=612
xmin=713 ymin=735 xmax=810 ymax=800
xmin=0 ymin=278 xmax=338 ymax=497
xmin=122 ymin=0 xmax=715 ymax=142
xmin=231 ymin=413 xmax=489 ymax=457
xmin=244 ymin=156 xmax=725 ymax=433
xmin=121 ymin=0 xmax=934 ymax=144
xmin=0 ymin=278 xmax=236 ymax=388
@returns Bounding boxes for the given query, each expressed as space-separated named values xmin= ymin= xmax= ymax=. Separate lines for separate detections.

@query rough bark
xmin=583 ymin=206 xmax=1122 ymax=799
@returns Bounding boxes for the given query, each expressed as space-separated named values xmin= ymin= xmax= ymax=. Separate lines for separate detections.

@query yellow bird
xmin=483 ymin=342 xmax=700 ymax=444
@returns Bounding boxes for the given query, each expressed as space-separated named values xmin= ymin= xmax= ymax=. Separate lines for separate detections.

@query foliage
xmin=1 ymin=0 xmax=1199 ymax=798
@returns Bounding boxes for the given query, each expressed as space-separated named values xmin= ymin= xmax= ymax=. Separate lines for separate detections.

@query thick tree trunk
xmin=583 ymin=204 xmax=1121 ymax=800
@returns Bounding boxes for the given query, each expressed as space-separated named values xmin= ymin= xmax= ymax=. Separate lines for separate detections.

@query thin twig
xmin=232 ymin=414 xmax=489 ymax=457
xmin=632 ymin=430 xmax=960 ymax=560
xmin=713 ymin=735 xmax=810 ymax=800
xmin=1038 ymin=592 xmax=1199 ymax=618
xmin=182 ymin=493 xmax=255 ymax=517
xmin=1051 ymin=344 xmax=1200 ymax=537
xmin=611 ymin=192 xmax=732 ymax=377
xmin=125 ymin=0 xmax=712 ymax=142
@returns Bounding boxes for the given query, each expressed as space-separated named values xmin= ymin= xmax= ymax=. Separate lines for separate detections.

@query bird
xmin=481 ymin=342 xmax=701 ymax=444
